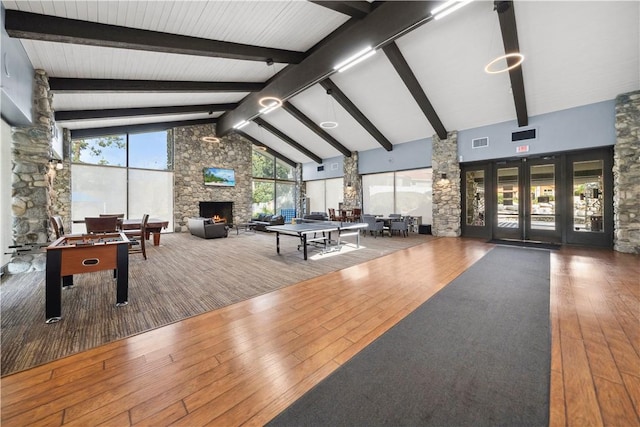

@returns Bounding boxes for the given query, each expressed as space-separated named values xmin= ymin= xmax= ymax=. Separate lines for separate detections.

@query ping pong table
xmin=266 ymin=219 xmax=368 ymax=260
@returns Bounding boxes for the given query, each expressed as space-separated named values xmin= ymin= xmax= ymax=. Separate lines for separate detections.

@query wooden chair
xmin=99 ymin=213 xmax=124 ymax=230
xmin=50 ymin=215 xmax=65 ymax=239
xmin=85 ymin=216 xmax=119 ymax=233
xmin=123 ymin=213 xmax=149 ymax=260
xmin=351 ymin=208 xmax=362 ymax=223
xmin=328 ymin=208 xmax=342 ymax=221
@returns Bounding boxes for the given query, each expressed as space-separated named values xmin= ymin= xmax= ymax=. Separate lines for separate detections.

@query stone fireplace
xmin=199 ymin=201 xmax=233 ymax=225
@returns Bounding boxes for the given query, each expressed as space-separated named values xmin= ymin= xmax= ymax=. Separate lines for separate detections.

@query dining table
xmin=121 ymin=218 xmax=169 ymax=246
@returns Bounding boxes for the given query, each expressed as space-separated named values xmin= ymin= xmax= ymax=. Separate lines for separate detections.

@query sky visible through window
xmin=74 ymin=131 xmax=170 ymax=170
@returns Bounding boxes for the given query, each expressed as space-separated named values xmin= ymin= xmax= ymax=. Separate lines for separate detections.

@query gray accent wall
xmin=302 ymin=100 xmax=617 ymax=180
xmin=302 ymin=155 xmax=344 ymax=181
xmin=457 ymin=100 xmax=616 ymax=163
xmin=0 ymin=5 xmax=34 ymax=126
xmin=358 ymin=138 xmax=433 ymax=175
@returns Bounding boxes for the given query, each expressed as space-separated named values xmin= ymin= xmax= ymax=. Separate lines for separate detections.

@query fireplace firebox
xmin=199 ymin=201 xmax=233 ymax=225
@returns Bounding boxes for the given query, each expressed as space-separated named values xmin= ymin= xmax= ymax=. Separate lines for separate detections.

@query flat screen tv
xmin=203 ymin=167 xmax=235 ymax=187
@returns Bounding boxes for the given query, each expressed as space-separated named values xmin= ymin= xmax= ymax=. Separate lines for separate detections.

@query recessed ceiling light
xmin=233 ymin=120 xmax=250 ymax=129
xmin=334 ymin=47 xmax=376 ymax=73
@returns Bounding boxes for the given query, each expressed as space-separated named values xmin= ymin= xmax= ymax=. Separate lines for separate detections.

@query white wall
xmin=1 ymin=118 xmax=13 ymax=269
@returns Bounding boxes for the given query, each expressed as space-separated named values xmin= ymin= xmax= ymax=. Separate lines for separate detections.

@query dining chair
xmin=85 ymin=216 xmax=119 ymax=234
xmin=50 ymin=215 xmax=65 ymax=239
xmin=351 ymin=208 xmax=362 ymax=223
xmin=362 ymin=215 xmax=384 ymax=237
xmin=100 ymin=213 xmax=125 ymax=230
xmin=390 ymin=216 xmax=410 ymax=237
xmin=123 ymin=213 xmax=149 ymax=260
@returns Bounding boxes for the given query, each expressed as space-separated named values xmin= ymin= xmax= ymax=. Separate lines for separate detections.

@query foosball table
xmin=45 ymin=232 xmax=130 ymax=323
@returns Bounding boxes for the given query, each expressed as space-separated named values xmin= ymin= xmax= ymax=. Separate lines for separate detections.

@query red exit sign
xmin=516 ymin=145 xmax=530 ymax=153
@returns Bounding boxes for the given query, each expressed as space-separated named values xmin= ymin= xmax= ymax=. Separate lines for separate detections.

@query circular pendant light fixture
xmin=201 ymin=136 xmax=220 ymax=143
xmin=319 ymin=121 xmax=338 ymax=129
xmin=484 ymin=53 xmax=525 ymax=74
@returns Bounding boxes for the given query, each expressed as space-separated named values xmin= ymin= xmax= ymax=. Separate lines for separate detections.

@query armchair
xmin=188 ymin=218 xmax=229 ymax=239
xmin=390 ymin=216 xmax=410 ymax=237
xmin=362 ymin=215 xmax=385 ymax=237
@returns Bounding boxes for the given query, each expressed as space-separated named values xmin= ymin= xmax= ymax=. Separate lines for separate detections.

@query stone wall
xmin=343 ymin=152 xmax=361 ymax=208
xmin=49 ymin=128 xmax=72 ymax=238
xmin=173 ymin=124 xmax=253 ymax=231
xmin=432 ymin=131 xmax=461 ymax=237
xmin=7 ymin=70 xmax=54 ymax=273
xmin=613 ymin=90 xmax=640 ymax=254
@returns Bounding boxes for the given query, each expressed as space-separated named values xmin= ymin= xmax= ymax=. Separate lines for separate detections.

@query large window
xmin=70 ymin=131 xmax=174 ymax=233
xmin=306 ymin=178 xmax=344 ymax=215
xmin=252 ymin=148 xmax=296 ymax=219
xmin=363 ymin=169 xmax=432 ymax=224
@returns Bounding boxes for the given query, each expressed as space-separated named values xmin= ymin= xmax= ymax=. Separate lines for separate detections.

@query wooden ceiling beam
xmin=309 ymin=1 xmax=373 ymax=19
xmin=282 ymin=101 xmax=352 ymax=157
xmin=4 ymin=10 xmax=305 ymax=64
xmin=69 ymin=118 xmax=217 ymax=139
xmin=495 ymin=1 xmax=528 ymax=127
xmin=320 ymin=79 xmax=393 ymax=151
xmin=234 ymin=130 xmax=297 ymax=168
xmin=218 ymin=1 xmax=440 ymax=135
xmin=56 ymin=104 xmax=237 ymax=121
xmin=382 ymin=42 xmax=448 ymax=140
xmin=254 ymin=117 xmax=323 ymax=164
xmin=48 ymin=78 xmax=264 ymax=93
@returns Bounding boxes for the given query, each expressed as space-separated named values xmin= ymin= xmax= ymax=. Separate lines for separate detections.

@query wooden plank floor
xmin=1 ymin=238 xmax=638 ymax=426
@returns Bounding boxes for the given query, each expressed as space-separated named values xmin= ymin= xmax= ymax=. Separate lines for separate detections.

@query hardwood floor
xmin=1 ymin=238 xmax=638 ymax=426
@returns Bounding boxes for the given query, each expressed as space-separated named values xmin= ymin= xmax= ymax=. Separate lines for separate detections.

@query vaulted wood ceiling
xmin=3 ymin=1 xmax=638 ymax=165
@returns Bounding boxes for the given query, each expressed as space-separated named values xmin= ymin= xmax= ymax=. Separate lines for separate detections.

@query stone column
xmin=294 ymin=163 xmax=303 ymax=217
xmin=432 ymin=131 xmax=461 ymax=237
xmin=613 ymin=90 xmax=640 ymax=254
xmin=51 ymin=128 xmax=72 ymax=235
xmin=343 ymin=152 xmax=361 ymax=208
xmin=8 ymin=70 xmax=54 ymax=273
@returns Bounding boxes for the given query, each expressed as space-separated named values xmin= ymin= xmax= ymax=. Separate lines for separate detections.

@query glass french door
xmin=494 ymin=158 xmax=561 ymax=243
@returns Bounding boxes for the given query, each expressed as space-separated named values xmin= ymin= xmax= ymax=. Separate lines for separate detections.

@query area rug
xmin=0 ymin=231 xmax=433 ymax=376
xmin=267 ymin=246 xmax=551 ymax=426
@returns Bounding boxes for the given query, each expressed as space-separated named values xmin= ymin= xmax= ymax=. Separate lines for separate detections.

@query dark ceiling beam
xmin=4 ymin=10 xmax=305 ymax=64
xmin=218 ymin=1 xmax=440 ymax=135
xmin=69 ymin=118 xmax=217 ymax=139
xmin=254 ymin=117 xmax=323 ymax=164
xmin=382 ymin=42 xmax=448 ymax=140
xmin=282 ymin=101 xmax=352 ymax=157
xmin=495 ymin=1 xmax=528 ymax=127
xmin=309 ymin=1 xmax=373 ymax=19
xmin=56 ymin=104 xmax=237 ymax=121
xmin=234 ymin=130 xmax=297 ymax=168
xmin=48 ymin=78 xmax=264 ymax=93
xmin=320 ymin=79 xmax=393 ymax=151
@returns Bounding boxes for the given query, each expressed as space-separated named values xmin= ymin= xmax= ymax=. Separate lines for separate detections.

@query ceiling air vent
xmin=512 ymin=128 xmax=536 ymax=142
xmin=317 ymin=165 xmax=324 ymax=172
xmin=472 ymin=137 xmax=489 ymax=149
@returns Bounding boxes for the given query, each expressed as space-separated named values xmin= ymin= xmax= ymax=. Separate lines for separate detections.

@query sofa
xmin=249 ymin=213 xmax=285 ymax=231
xmin=188 ymin=217 xmax=228 ymax=239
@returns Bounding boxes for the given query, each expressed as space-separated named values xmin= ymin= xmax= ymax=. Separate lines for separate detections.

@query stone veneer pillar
xmin=432 ymin=131 xmax=461 ymax=237
xmin=8 ymin=70 xmax=55 ymax=273
xmin=343 ymin=151 xmax=361 ymax=208
xmin=613 ymin=90 xmax=640 ymax=254
xmin=50 ymin=129 xmax=72 ymax=235
xmin=173 ymin=124 xmax=253 ymax=231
